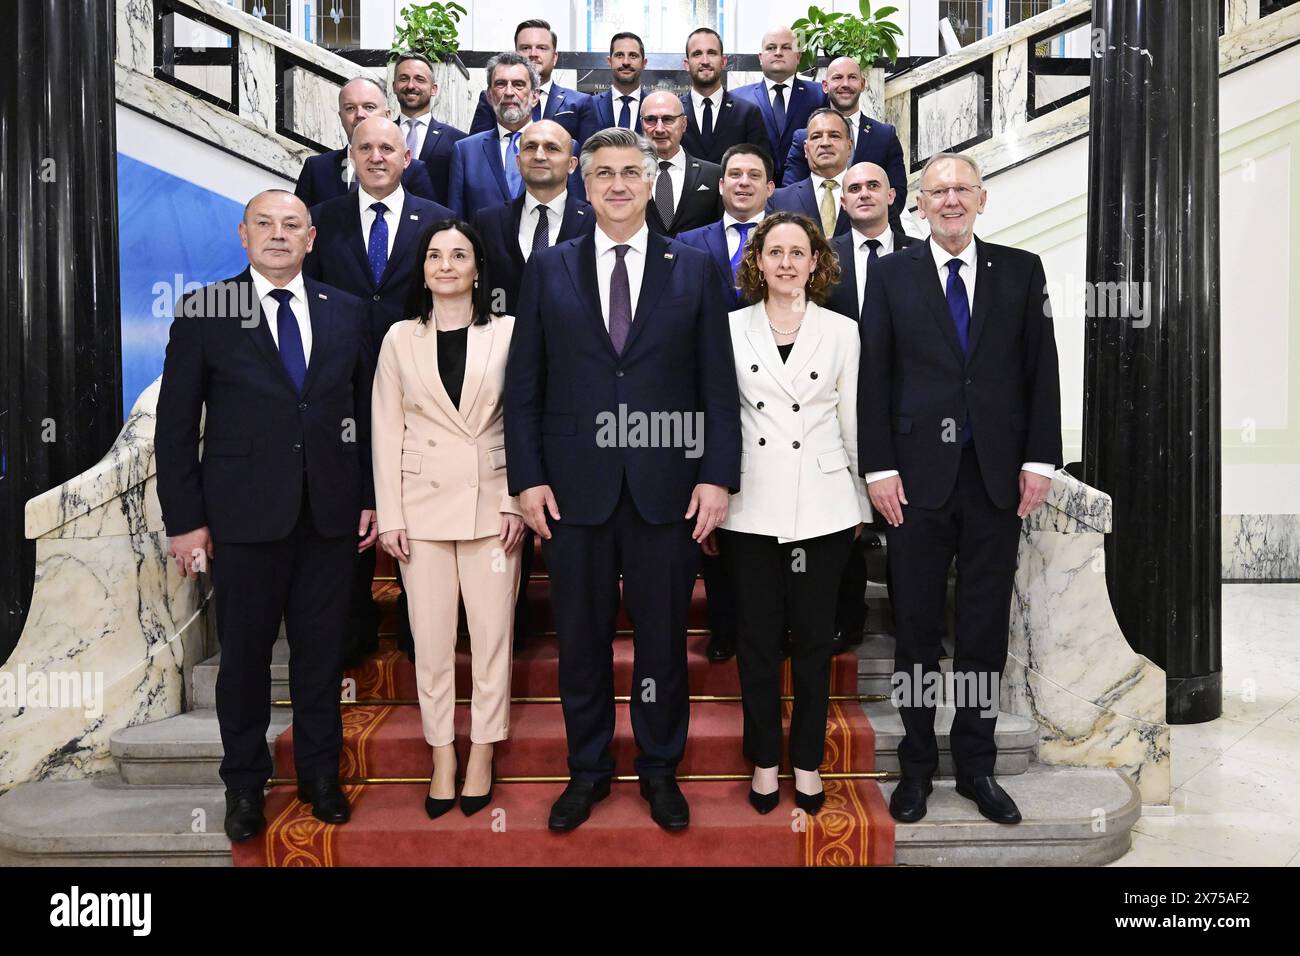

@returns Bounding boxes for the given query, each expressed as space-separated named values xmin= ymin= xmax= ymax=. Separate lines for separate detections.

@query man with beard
xmin=678 ymin=27 xmax=767 ymax=166
xmin=391 ymin=52 xmax=467 ymax=208
xmin=592 ymin=32 xmax=646 ymax=133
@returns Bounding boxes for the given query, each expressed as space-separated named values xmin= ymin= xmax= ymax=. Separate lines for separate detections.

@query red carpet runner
xmin=232 ymin=551 xmax=895 ymax=866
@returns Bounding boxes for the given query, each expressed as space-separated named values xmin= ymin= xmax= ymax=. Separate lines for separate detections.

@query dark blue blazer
xmin=675 ymin=219 xmax=755 ymax=312
xmin=767 ymin=177 xmax=851 ymax=236
xmin=294 ymin=148 xmax=438 ymax=208
xmin=471 ymin=193 xmax=596 ymax=316
xmin=590 ymin=88 xmax=643 ymax=133
xmin=504 ymin=230 xmax=742 ymax=525
xmin=302 ymin=192 xmax=454 ymax=351
xmin=857 ymin=237 xmax=1063 ymax=511
xmin=408 ymin=115 xmax=467 ymax=207
xmin=155 ymin=268 xmax=375 ymax=543
xmin=783 ymin=115 xmax=908 ymax=220
xmin=729 ymin=78 xmax=827 ymax=185
xmin=823 ymin=227 xmax=918 ymax=322
xmin=679 ymin=90 xmax=768 ymax=166
xmin=468 ymin=84 xmax=598 ymax=145
xmin=447 ymin=128 xmax=586 ymax=220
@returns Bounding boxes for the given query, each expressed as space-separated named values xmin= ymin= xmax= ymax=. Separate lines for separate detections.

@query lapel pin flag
xmin=664 ymin=253 xmax=674 ymax=259
xmin=318 ymin=293 xmax=328 ymax=299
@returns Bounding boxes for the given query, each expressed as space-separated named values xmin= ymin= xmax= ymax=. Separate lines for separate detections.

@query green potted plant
xmin=792 ymin=0 xmax=904 ymax=72
xmin=390 ymin=1 xmax=469 ymax=77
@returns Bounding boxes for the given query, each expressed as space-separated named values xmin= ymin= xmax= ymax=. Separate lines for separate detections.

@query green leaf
xmin=874 ymin=5 xmax=899 ymax=19
xmin=860 ymin=0 xmax=872 ymax=17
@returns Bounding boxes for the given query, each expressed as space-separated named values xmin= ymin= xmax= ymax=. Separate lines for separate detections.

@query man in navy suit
xmin=679 ymin=27 xmax=768 ymax=166
xmin=730 ymin=26 xmax=827 ymax=186
xmin=294 ymin=76 xmax=438 ymax=207
xmin=156 ymin=190 xmax=377 ymax=843
xmin=767 ymin=108 xmax=853 ymax=236
xmin=468 ymin=19 xmax=597 ymax=146
xmin=591 ymin=31 xmax=646 ymax=134
xmin=858 ymin=152 xmax=1062 ymax=826
xmin=504 ymin=127 xmax=741 ymax=833
xmin=641 ymin=90 xmax=723 ymax=237
xmin=448 ymin=52 xmax=585 ymax=220
xmin=303 ymin=118 xmax=453 ymax=667
xmin=392 ymin=51 xmax=467 ymax=207
xmin=783 ymin=57 xmax=907 ymax=223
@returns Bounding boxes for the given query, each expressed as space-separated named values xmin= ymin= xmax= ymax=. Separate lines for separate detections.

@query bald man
xmin=156 ymin=189 xmax=376 ymax=842
xmin=295 ymin=75 xmax=440 ymax=207
xmin=730 ymin=26 xmax=827 ymax=185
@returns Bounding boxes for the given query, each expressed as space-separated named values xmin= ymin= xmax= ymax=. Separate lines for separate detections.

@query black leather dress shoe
xmin=224 ymin=788 xmax=265 ymax=842
xmin=548 ymin=778 xmax=611 ymax=832
xmin=639 ymin=776 xmax=689 ymax=830
xmin=706 ymin=638 xmax=735 ymax=662
xmin=298 ymin=777 xmax=350 ymax=824
xmin=955 ymin=775 xmax=1022 ymax=824
xmin=888 ymin=777 xmax=933 ymax=823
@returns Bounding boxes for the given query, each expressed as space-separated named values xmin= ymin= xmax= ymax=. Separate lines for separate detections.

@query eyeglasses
xmin=641 ymin=114 xmax=684 ymax=128
xmin=920 ymin=185 xmax=981 ymax=200
xmin=590 ymin=167 xmax=650 ymax=182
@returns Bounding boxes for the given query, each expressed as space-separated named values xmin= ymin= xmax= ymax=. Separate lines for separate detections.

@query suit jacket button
xmin=468 ymin=477 xmax=478 ymax=488
xmin=427 ymin=439 xmax=436 ymax=446
xmin=292 ymin=443 xmax=302 ymax=452
xmin=615 ymin=370 xmax=625 ymax=377
xmin=372 ymin=294 xmax=381 ymax=302
xmin=430 ymin=480 xmax=439 ymax=488
xmin=757 ymin=401 xmax=764 ymax=410
xmin=965 ymin=378 xmax=973 ymax=385
xmin=792 ymin=403 xmax=800 ymax=412
xmin=298 ymin=402 xmax=307 ymax=411
xmin=465 ymin=437 xmax=475 ymax=446
xmin=792 ymin=441 xmax=800 ymax=449
xmin=758 ymin=437 xmax=766 ymax=446
xmin=810 ymin=371 xmax=818 ymax=379
xmin=751 ymin=364 xmax=759 ymax=372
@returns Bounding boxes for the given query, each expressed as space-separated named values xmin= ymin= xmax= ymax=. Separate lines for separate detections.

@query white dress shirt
xmin=250 ymin=267 xmax=312 ymax=364
xmin=611 ymin=86 xmax=643 ymax=126
xmin=864 ymin=236 xmax=1054 ymax=484
xmin=690 ymin=88 xmax=722 ymax=132
xmin=723 ymin=210 xmax=764 ymax=260
xmin=358 ymin=185 xmax=404 ymax=259
xmin=519 ymin=189 xmax=567 ymax=258
xmin=497 ymin=120 xmax=532 ymax=169
xmin=594 ymin=224 xmax=648 ymax=330
xmin=401 ymin=111 xmax=432 ymax=157
xmin=652 ymin=148 xmax=686 ymax=217
xmin=765 ymin=76 xmax=795 ymax=109
xmin=537 ymin=80 xmax=554 ymax=116
xmin=852 ymin=222 xmax=894 ymax=317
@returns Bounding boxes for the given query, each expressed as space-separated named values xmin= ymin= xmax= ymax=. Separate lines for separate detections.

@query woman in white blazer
xmin=717 ymin=211 xmax=871 ymax=816
xmin=372 ymin=221 xmax=526 ymax=820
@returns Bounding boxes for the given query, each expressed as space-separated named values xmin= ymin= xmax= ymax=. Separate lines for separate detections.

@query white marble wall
xmin=0 ymin=381 xmax=214 ymax=793
xmin=1004 ymin=470 xmax=1171 ymax=807
xmin=914 ymin=70 xmax=985 ymax=162
xmin=1223 ymin=515 xmax=1300 ymax=580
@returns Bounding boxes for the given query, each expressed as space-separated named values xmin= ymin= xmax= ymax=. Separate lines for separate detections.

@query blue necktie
xmin=729 ymin=222 xmax=753 ymax=284
xmin=772 ymin=83 xmax=788 ymax=133
xmin=618 ymin=94 xmax=633 ymax=129
xmin=367 ymin=202 xmax=389 ymax=286
xmin=946 ymin=258 xmax=973 ymax=444
xmin=269 ymin=288 xmax=306 ymax=393
xmin=505 ymin=131 xmax=522 ymax=198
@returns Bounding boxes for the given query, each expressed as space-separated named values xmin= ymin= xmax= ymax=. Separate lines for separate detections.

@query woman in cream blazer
xmin=717 ymin=211 xmax=871 ymax=817
xmin=372 ymin=220 xmax=525 ymax=820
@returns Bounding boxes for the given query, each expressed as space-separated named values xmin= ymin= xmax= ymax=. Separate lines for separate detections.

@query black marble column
xmin=1083 ymin=0 xmax=1221 ymax=723
xmin=0 ymin=0 xmax=124 ymax=662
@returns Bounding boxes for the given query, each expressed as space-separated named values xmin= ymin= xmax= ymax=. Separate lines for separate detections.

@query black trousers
xmin=700 ymin=547 xmax=738 ymax=646
xmin=211 ymin=491 xmax=354 ymax=791
xmin=344 ymin=547 xmax=382 ymax=662
xmin=885 ymin=445 xmax=1021 ymax=779
xmin=543 ymin=481 xmax=699 ymax=782
xmin=834 ymin=532 xmax=869 ymax=637
xmin=720 ymin=525 xmax=856 ymax=770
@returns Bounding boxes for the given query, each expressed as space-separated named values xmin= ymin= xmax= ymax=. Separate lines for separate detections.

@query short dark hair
xmin=515 ymin=18 xmax=558 ymax=49
xmin=721 ymin=143 xmax=774 ymax=182
xmin=806 ymin=106 xmax=854 ymax=138
xmin=736 ymin=212 xmax=842 ymax=305
xmin=404 ymin=220 xmax=493 ymax=325
xmin=609 ymin=31 xmax=645 ymax=58
xmin=686 ymin=27 xmax=723 ymax=56
xmin=393 ymin=51 xmax=435 ymax=75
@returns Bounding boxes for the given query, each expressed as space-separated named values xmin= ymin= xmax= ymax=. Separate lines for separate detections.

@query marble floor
xmin=1107 ymin=584 xmax=1300 ymax=866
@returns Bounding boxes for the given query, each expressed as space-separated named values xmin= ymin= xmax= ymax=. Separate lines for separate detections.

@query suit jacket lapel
xmin=836 ymin=234 xmax=859 ymax=317
xmin=240 ymin=271 xmax=304 ymax=395
xmin=379 ymin=202 xmax=424 ymax=291
xmin=343 ymin=198 xmax=375 ymax=288
xmin=561 ymin=234 xmax=619 ymax=361
xmin=480 ymin=132 xmax=509 ymax=199
xmin=913 ymin=240 xmax=967 ymax=366
xmin=784 ymin=300 xmax=824 ymax=380
xmin=546 ymin=87 xmax=566 ymax=120
xmin=797 ymin=179 xmax=820 ymax=221
xmin=508 ymin=196 xmax=528 ymax=270
xmin=704 ymin=221 xmax=733 ymax=286
xmin=622 ymin=232 xmax=674 ymax=356
xmin=409 ymin=321 xmax=473 ymax=435
xmin=853 ymin=119 xmax=874 ymax=164
xmin=745 ymin=301 xmax=801 ymax=403
xmin=418 ymin=119 xmax=441 ymax=165
xmin=673 ymin=161 xmax=703 ymax=232
xmin=966 ymin=236 xmax=993 ymax=362
xmin=458 ymin=320 xmax=494 ymax=426
xmin=752 ymin=84 xmax=779 ymax=147
xmin=300 ymin=280 xmax=333 ymax=397
xmin=556 ymin=199 xmax=589 ymax=243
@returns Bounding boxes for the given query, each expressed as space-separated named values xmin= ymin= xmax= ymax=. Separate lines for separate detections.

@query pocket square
xmin=696 ymin=184 xmax=710 ymax=191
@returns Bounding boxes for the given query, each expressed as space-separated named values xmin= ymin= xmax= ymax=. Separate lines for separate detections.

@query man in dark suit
xmin=858 ymin=152 xmax=1062 ymax=827
xmin=449 ymin=52 xmax=586 ymax=220
xmin=156 ymin=189 xmax=377 ymax=843
xmin=303 ymin=117 xmax=453 ymax=667
xmin=679 ymin=27 xmax=768 ymax=166
xmin=591 ymin=32 xmax=646 ymax=133
xmin=294 ymin=76 xmax=438 ymax=207
xmin=640 ymin=90 xmax=723 ymax=237
xmin=504 ymin=127 xmax=741 ymax=833
xmin=468 ymin=19 xmax=597 ymax=146
xmin=783 ymin=57 xmax=907 ymax=223
xmin=822 ymin=161 xmax=917 ymax=657
xmin=730 ymin=26 xmax=827 ymax=186
xmin=392 ymin=51 xmax=467 ymax=207
xmin=767 ymin=108 xmax=853 ymax=237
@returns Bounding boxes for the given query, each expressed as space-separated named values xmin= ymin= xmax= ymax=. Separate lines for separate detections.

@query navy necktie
xmin=729 ymin=221 xmax=754 ymax=283
xmin=608 ymin=245 xmax=632 ymax=354
xmin=701 ymin=96 xmax=715 ymax=152
xmin=532 ymin=90 xmax=544 ymax=123
xmin=865 ymin=238 xmax=881 ymax=268
xmin=531 ymin=204 xmax=551 ymax=257
xmin=367 ymin=202 xmax=389 ymax=286
xmin=618 ymin=94 xmax=633 ymax=129
xmin=946 ymin=258 xmax=973 ymax=444
xmin=772 ymin=83 xmax=788 ymax=132
xmin=269 ymin=288 xmax=306 ymax=393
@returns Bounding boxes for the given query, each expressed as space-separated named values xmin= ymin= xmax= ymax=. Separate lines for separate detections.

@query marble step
xmin=0 ymin=763 xmax=1139 ymax=867
xmin=110 ymin=701 xmax=1035 ymax=787
xmin=885 ymin=763 xmax=1141 ymax=866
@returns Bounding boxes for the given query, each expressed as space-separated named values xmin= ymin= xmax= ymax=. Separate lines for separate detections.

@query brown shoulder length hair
xmin=735 ymin=211 xmax=842 ymax=306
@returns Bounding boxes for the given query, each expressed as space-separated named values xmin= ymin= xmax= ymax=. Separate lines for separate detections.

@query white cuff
xmin=1021 ymin=461 xmax=1057 ymax=478
xmin=864 ymin=469 xmax=901 ymax=484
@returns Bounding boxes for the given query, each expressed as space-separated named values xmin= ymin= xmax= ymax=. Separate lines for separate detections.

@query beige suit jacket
xmin=372 ymin=314 xmax=521 ymax=541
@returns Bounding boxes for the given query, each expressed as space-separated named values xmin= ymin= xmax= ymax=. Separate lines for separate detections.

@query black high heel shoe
xmin=425 ymin=769 xmax=456 ymax=820
xmin=460 ymin=760 xmax=495 ymax=817
xmin=748 ymin=787 xmax=780 ymax=815
xmin=794 ymin=770 xmax=826 ymax=815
